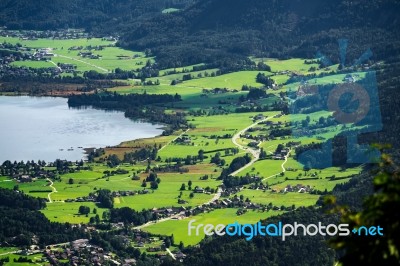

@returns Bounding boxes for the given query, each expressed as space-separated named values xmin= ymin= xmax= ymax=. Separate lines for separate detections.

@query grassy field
xmin=237 ymin=189 xmax=320 ymax=207
xmin=41 ymin=202 xmax=106 ymax=224
xmin=181 ymin=71 xmax=272 ymax=90
xmin=0 ymin=37 xmax=150 ymax=73
xmin=11 ymin=60 xmax=55 ymax=68
xmin=144 ymin=208 xmax=283 ymax=246
xmin=0 ymin=253 xmax=46 ymax=266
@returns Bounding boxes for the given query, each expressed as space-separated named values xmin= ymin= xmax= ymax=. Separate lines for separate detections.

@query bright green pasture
xmin=41 ymin=202 xmax=106 ymax=224
xmin=159 ymin=64 xmax=206 ymax=76
xmin=238 ymin=189 xmax=320 ymax=207
xmin=114 ymin=172 xmax=220 ymax=210
xmin=263 ymin=58 xmax=319 ymax=73
xmin=144 ymin=208 xmax=283 ymax=246
xmin=181 ymin=71 xmax=272 ymax=90
xmin=0 ymin=253 xmax=46 ymax=266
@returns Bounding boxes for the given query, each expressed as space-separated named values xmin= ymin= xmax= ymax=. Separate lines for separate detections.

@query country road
xmin=132 ymin=117 xmax=276 ymax=230
xmin=47 ymin=178 xmax=57 ymax=203
xmin=230 ymin=116 xmax=272 ymax=176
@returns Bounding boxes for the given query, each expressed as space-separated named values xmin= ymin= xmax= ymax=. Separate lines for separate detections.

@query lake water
xmin=0 ymin=96 xmax=164 ymax=163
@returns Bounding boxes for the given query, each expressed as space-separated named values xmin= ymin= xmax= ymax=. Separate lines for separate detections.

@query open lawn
xmin=41 ymin=202 xmax=106 ymax=224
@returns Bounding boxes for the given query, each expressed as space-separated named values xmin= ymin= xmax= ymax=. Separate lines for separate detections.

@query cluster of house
xmin=0 ymin=28 xmax=90 ymax=40
xmin=58 ymin=63 xmax=77 ymax=73
xmin=274 ymin=184 xmax=313 ymax=194
xmin=174 ymin=134 xmax=191 ymax=144
xmin=78 ymin=51 xmax=102 ymax=59
xmin=33 ymin=48 xmax=54 ymax=60
xmin=43 ymin=239 xmax=137 ymax=266
xmin=66 ymin=189 xmax=153 ymax=203
xmin=343 ymin=73 xmax=360 ymax=83
xmin=202 ymin=87 xmax=238 ymax=94
xmin=272 ymin=147 xmax=290 ymax=160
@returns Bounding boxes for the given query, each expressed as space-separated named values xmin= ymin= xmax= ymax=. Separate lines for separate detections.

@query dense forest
xmin=0 ymin=0 xmax=194 ymax=31
xmin=2 ymin=0 xmax=400 ymax=68
xmin=68 ymin=92 xmax=186 ymax=129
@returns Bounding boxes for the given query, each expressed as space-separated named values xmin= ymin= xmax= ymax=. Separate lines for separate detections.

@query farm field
xmin=181 ymin=71 xmax=272 ymax=90
xmin=42 ymin=202 xmax=106 ymax=224
xmin=0 ymin=34 xmax=369 ymax=252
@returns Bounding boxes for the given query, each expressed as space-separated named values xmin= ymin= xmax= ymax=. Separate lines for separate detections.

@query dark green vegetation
xmin=0 ymin=0 xmax=195 ymax=31
xmin=1 ymin=0 xmax=399 ymax=69
xmin=0 ymin=188 xmax=87 ymax=246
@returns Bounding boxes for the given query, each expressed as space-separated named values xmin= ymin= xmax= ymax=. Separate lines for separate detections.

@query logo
xmin=288 ymin=39 xmax=382 ymax=168
xmin=188 ymin=220 xmax=384 ymax=241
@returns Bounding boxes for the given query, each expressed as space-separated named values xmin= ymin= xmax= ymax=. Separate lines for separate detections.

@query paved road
xmin=230 ymin=117 xmax=272 ymax=176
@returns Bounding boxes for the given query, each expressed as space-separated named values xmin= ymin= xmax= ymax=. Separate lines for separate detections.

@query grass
xmin=0 ymin=36 xmax=150 ymax=73
xmin=181 ymin=71 xmax=272 ymax=90
xmin=237 ymin=189 xmax=320 ymax=207
xmin=0 ymin=253 xmax=46 ymax=266
xmin=114 ymin=172 xmax=220 ymax=210
xmin=144 ymin=208 xmax=283 ymax=246
xmin=41 ymin=202 xmax=106 ymax=224
xmin=158 ymin=112 xmax=279 ymax=159
xmin=251 ymin=58 xmax=319 ymax=74
xmin=11 ymin=60 xmax=55 ymax=68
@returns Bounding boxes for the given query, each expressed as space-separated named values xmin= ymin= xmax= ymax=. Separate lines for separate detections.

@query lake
xmin=0 ymin=96 xmax=164 ymax=162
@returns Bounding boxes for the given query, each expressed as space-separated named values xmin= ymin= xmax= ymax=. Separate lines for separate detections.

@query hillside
xmin=2 ymin=0 xmax=400 ymax=68
xmin=117 ymin=0 xmax=400 ymax=67
xmin=0 ymin=0 xmax=195 ymax=32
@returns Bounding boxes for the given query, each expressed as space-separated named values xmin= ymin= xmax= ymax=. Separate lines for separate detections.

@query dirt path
xmin=261 ymin=148 xmax=291 ymax=181
xmin=47 ymin=178 xmax=57 ymax=203
xmin=158 ymin=129 xmax=190 ymax=152
xmin=166 ymin=248 xmax=176 ymax=260
xmin=55 ymin=54 xmax=109 ymax=73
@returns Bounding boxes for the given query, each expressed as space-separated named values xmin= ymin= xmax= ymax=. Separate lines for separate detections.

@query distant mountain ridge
xmin=1 ymin=0 xmax=399 ymax=66
xmin=0 ymin=0 xmax=195 ymax=32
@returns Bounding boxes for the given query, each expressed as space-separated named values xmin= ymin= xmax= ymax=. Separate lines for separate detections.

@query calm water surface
xmin=0 ymin=96 xmax=163 ymax=162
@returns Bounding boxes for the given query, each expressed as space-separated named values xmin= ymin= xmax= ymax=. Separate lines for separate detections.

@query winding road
xmin=230 ymin=116 xmax=272 ymax=176
xmin=47 ymin=178 xmax=58 ymax=203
